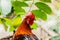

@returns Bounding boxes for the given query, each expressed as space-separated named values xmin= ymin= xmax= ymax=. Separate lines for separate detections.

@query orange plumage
xmin=13 ymin=12 xmax=38 ymax=40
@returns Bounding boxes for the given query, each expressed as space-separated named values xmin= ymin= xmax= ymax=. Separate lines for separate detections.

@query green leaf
xmin=40 ymin=0 xmax=51 ymax=3
xmin=32 ymin=10 xmax=47 ymax=20
xmin=31 ymin=23 xmax=37 ymax=29
xmin=4 ymin=18 xmax=12 ymax=25
xmin=0 ymin=19 xmax=2 ymax=24
xmin=3 ymin=18 xmax=13 ymax=31
xmin=14 ymin=7 xmax=25 ymax=13
xmin=6 ymin=7 xmax=14 ymax=16
xmin=12 ymin=1 xmax=28 ymax=14
xmin=0 ymin=6 xmax=1 ymax=12
xmin=25 ymin=0 xmax=30 ymax=1
xmin=10 ymin=26 xmax=15 ymax=32
xmin=12 ymin=1 xmax=28 ymax=7
xmin=1 ymin=18 xmax=8 ymax=31
xmin=12 ymin=15 xmax=22 ymax=28
xmin=0 ymin=8 xmax=1 ymax=13
xmin=49 ymin=36 xmax=60 ymax=40
xmin=35 ymin=2 xmax=52 ymax=14
xmin=23 ymin=0 xmax=31 ymax=1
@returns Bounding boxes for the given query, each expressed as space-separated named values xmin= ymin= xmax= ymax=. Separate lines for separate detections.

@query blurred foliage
xmin=0 ymin=7 xmax=2 ymax=15
xmin=35 ymin=2 xmax=52 ymax=14
xmin=12 ymin=15 xmax=22 ymax=28
xmin=0 ymin=9 xmax=1 ymax=15
xmin=12 ymin=1 xmax=28 ymax=7
xmin=6 ymin=7 xmax=14 ymax=16
xmin=40 ymin=0 xmax=51 ymax=3
xmin=0 ymin=0 xmax=52 ymax=31
xmin=32 ymin=10 xmax=47 ymax=20
xmin=31 ymin=23 xmax=37 ymax=29
xmin=1 ymin=18 xmax=8 ymax=31
xmin=50 ymin=20 xmax=60 ymax=34
xmin=49 ymin=36 xmax=60 ymax=40
xmin=50 ymin=25 xmax=60 ymax=34
xmin=49 ymin=16 xmax=60 ymax=39
xmin=56 ymin=0 xmax=60 ymax=9
xmin=32 ymin=2 xmax=52 ymax=20
xmin=0 ymin=19 xmax=2 ymax=24
xmin=23 ymin=0 xmax=31 ymax=1
xmin=12 ymin=1 xmax=28 ymax=13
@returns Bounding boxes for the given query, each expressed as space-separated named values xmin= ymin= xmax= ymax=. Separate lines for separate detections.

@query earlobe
xmin=27 ymin=21 xmax=29 ymax=24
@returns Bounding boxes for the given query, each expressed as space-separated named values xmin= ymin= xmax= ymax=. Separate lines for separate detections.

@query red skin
xmin=14 ymin=12 xmax=35 ymax=36
xmin=13 ymin=12 xmax=39 ymax=40
xmin=26 ymin=12 xmax=35 ymax=25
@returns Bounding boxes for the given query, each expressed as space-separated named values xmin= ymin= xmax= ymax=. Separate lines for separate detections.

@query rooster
xmin=13 ymin=12 xmax=38 ymax=40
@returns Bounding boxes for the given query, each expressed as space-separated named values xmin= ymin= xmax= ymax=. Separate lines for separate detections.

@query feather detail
xmin=14 ymin=18 xmax=33 ymax=37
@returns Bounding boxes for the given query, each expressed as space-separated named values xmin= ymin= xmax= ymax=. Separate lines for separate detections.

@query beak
xmin=34 ymin=19 xmax=36 ymax=21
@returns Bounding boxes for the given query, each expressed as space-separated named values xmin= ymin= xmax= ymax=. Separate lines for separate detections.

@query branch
xmin=36 ymin=21 xmax=58 ymax=37
xmin=27 ymin=0 xmax=34 ymax=13
xmin=0 ymin=35 xmax=13 ymax=40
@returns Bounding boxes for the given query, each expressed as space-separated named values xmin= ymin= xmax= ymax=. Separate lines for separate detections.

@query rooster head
xmin=25 ymin=12 xmax=35 ymax=25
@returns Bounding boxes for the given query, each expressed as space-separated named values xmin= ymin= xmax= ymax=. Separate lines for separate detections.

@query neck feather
xmin=14 ymin=18 xmax=33 ymax=36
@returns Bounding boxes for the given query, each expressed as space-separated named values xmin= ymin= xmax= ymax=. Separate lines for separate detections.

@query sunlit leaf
xmin=32 ymin=10 xmax=47 ymax=20
xmin=2 ymin=18 xmax=13 ymax=31
xmin=12 ymin=15 xmax=22 ymax=28
xmin=4 ymin=18 xmax=12 ymax=25
xmin=12 ymin=1 xmax=28 ymax=13
xmin=35 ymin=2 xmax=52 ymax=14
xmin=12 ymin=1 xmax=28 ymax=7
xmin=31 ymin=23 xmax=37 ymax=29
xmin=0 ymin=19 xmax=2 ymax=24
xmin=0 ymin=3 xmax=1 ymax=13
xmin=0 ymin=3 xmax=1 ymax=15
xmin=10 ymin=26 xmax=15 ymax=32
xmin=23 ymin=0 xmax=31 ymax=1
xmin=40 ymin=0 xmax=51 ymax=3
xmin=14 ymin=7 xmax=25 ymax=13
xmin=1 ymin=18 xmax=8 ymax=31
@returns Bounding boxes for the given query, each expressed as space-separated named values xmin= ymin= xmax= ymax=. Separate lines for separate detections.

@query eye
xmin=30 ymin=18 xmax=33 ymax=21
xmin=30 ymin=18 xmax=33 ymax=20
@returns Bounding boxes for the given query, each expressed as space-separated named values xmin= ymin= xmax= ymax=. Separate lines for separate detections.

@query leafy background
xmin=0 ymin=0 xmax=52 ymax=31
xmin=1 ymin=0 xmax=60 ymax=40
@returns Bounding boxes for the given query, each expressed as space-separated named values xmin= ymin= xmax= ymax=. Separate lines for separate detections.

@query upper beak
xmin=34 ymin=19 xmax=36 ymax=21
xmin=34 ymin=19 xmax=36 ymax=23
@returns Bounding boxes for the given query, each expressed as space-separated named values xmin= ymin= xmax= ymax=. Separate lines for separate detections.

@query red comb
xmin=26 ymin=12 xmax=35 ymax=18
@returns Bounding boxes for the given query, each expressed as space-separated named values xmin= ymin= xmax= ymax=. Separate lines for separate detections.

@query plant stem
xmin=1 ymin=18 xmax=8 ymax=31
xmin=27 ymin=0 xmax=34 ymax=13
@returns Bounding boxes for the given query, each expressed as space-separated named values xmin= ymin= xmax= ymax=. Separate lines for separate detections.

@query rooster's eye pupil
xmin=29 ymin=18 xmax=32 ymax=20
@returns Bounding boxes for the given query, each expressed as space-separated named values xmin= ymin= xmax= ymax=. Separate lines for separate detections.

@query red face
xmin=26 ymin=12 xmax=35 ymax=25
